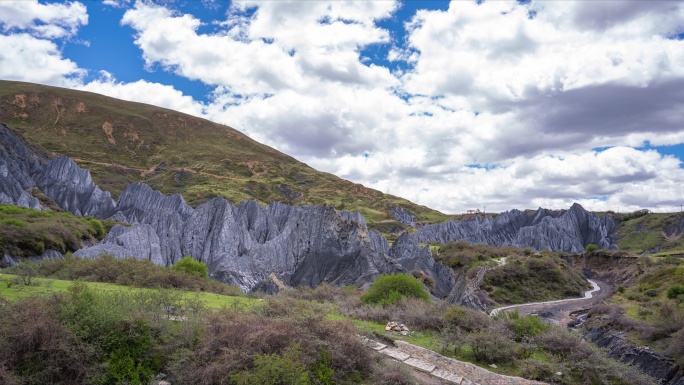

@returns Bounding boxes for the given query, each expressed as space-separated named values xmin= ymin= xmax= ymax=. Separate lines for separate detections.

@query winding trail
xmin=489 ymin=279 xmax=602 ymax=317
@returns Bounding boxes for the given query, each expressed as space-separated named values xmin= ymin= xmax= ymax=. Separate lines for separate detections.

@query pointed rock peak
xmin=567 ymin=202 xmax=588 ymax=215
xmin=340 ymin=210 xmax=367 ymax=228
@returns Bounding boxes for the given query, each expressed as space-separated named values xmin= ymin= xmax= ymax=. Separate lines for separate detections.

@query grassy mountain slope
xmin=612 ymin=212 xmax=684 ymax=255
xmin=0 ymin=80 xmax=450 ymax=229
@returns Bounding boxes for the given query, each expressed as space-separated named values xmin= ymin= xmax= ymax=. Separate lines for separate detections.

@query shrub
xmin=585 ymin=244 xmax=599 ymax=253
xmin=667 ymin=285 xmax=684 ymax=299
xmin=229 ymin=345 xmax=311 ymax=385
xmin=617 ymin=285 xmax=626 ymax=293
xmin=361 ymin=273 xmax=429 ymax=306
xmin=504 ymin=311 xmax=549 ymax=341
xmin=171 ymin=256 xmax=209 ymax=280
xmin=441 ymin=305 xmax=491 ymax=332
xmin=469 ymin=327 xmax=517 ymax=363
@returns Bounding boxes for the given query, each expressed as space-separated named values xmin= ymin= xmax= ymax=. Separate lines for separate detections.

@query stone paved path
xmin=360 ymin=337 xmax=547 ymax=385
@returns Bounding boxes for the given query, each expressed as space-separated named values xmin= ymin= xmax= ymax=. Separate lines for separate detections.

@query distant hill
xmin=610 ymin=211 xmax=684 ymax=255
xmin=0 ymin=80 xmax=450 ymax=232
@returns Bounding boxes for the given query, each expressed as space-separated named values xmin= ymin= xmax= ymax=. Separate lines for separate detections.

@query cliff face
xmin=586 ymin=327 xmax=683 ymax=385
xmin=412 ymin=204 xmax=617 ymax=253
xmin=74 ymin=183 xmax=425 ymax=292
xmin=0 ymin=124 xmax=115 ymax=217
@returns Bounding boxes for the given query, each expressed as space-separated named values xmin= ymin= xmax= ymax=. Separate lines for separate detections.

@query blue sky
xmin=1 ymin=0 xmax=684 ymax=214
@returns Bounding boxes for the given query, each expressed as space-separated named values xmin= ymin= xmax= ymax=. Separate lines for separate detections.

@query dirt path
xmin=489 ymin=279 xmax=611 ymax=326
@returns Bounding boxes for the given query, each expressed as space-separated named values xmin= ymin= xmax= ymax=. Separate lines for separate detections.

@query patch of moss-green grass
xmin=0 ymin=274 xmax=257 ymax=309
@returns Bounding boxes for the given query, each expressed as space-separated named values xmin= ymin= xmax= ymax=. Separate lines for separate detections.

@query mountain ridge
xmin=0 ymin=80 xmax=450 ymax=234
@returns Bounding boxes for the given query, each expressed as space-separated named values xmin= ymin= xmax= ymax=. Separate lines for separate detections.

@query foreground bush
xmin=361 ymin=273 xmax=429 ymax=306
xmin=172 ymin=256 xmax=209 ymax=279
xmin=0 ymin=285 xmax=387 ymax=385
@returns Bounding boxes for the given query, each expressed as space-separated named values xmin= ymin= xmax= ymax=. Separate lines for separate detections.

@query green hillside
xmin=0 ymin=80 xmax=450 ymax=229
xmin=613 ymin=211 xmax=684 ymax=255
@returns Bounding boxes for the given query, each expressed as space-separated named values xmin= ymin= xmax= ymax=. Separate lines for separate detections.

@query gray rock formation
xmin=35 ymin=155 xmax=115 ymax=218
xmin=388 ymin=233 xmax=454 ymax=297
xmin=586 ymin=327 xmax=681 ymax=384
xmin=412 ymin=204 xmax=616 ymax=253
xmin=0 ymin=123 xmax=45 ymax=210
xmin=0 ymin=124 xmax=115 ymax=217
xmin=390 ymin=207 xmax=417 ymax=227
xmin=81 ymin=195 xmax=417 ymax=292
xmin=0 ymin=122 xmax=621 ymax=298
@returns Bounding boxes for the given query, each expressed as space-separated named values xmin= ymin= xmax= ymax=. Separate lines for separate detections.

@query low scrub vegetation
xmin=482 ymin=253 xmax=590 ymax=304
xmin=433 ymin=240 xmax=522 ymax=270
xmin=0 ymin=282 xmax=397 ymax=385
xmin=282 ymin=284 xmax=656 ymax=385
xmin=4 ymin=254 xmax=242 ymax=296
xmin=361 ymin=273 xmax=429 ymax=306
xmin=601 ymin=256 xmax=684 ymax=366
xmin=0 ymin=204 xmax=106 ymax=259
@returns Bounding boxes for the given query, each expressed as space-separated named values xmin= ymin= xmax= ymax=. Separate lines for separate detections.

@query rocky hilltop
xmin=412 ymin=205 xmax=617 ymax=253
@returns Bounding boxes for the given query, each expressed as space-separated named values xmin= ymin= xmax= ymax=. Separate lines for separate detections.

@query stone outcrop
xmin=389 ymin=207 xmax=417 ymax=227
xmin=388 ymin=233 xmax=454 ymax=298
xmin=0 ymin=124 xmax=115 ymax=217
xmin=0 ymin=123 xmax=46 ymax=210
xmin=35 ymin=155 xmax=115 ymax=218
xmin=412 ymin=204 xmax=617 ymax=253
xmin=586 ymin=327 xmax=682 ymax=385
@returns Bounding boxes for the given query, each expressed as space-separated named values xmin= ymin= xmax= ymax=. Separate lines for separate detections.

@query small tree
xmin=14 ymin=261 xmax=38 ymax=285
xmin=361 ymin=273 xmax=429 ymax=306
xmin=171 ymin=256 xmax=208 ymax=279
xmin=585 ymin=244 xmax=599 ymax=253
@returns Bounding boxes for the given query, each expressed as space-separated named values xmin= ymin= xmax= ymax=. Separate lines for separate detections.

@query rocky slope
xmin=412 ymin=205 xmax=617 ymax=253
xmin=0 ymin=80 xmax=450 ymax=229
xmin=0 ymin=118 xmax=617 ymax=295
xmin=586 ymin=327 xmax=684 ymax=385
xmin=0 ymin=123 xmax=451 ymax=292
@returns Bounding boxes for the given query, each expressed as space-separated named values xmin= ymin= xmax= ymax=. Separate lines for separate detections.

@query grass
xmin=0 ymin=80 xmax=452 ymax=231
xmin=0 ymin=273 xmax=257 ymax=309
xmin=616 ymin=213 xmax=684 ymax=254
xmin=0 ymin=204 xmax=105 ymax=258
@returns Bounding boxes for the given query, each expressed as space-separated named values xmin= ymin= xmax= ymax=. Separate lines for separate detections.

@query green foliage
xmin=482 ymin=254 xmax=590 ymax=305
xmin=5 ymin=253 xmax=242 ymax=296
xmin=503 ymin=311 xmax=549 ymax=341
xmin=615 ymin=212 xmax=684 ymax=253
xmin=311 ymin=351 xmax=335 ymax=385
xmin=585 ymin=244 xmax=599 ymax=253
xmin=230 ymin=345 xmax=311 ymax=385
xmin=617 ymin=285 xmax=626 ymax=293
xmin=0 ymin=204 xmax=104 ymax=258
xmin=172 ymin=256 xmax=209 ymax=280
xmin=361 ymin=273 xmax=429 ymax=306
xmin=667 ymin=285 xmax=684 ymax=299
xmin=1 ymin=218 xmax=27 ymax=227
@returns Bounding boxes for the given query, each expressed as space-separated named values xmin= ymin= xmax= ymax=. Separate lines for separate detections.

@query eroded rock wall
xmin=412 ymin=204 xmax=617 ymax=253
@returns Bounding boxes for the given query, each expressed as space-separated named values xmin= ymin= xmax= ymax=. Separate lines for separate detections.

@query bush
xmin=171 ymin=256 xmax=209 ymax=280
xmin=503 ymin=311 xmax=549 ymax=341
xmin=667 ymin=285 xmax=684 ymax=299
xmin=585 ymin=244 xmax=599 ymax=253
xmin=469 ymin=327 xmax=517 ymax=363
xmin=229 ymin=345 xmax=311 ymax=385
xmin=361 ymin=273 xmax=429 ymax=306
